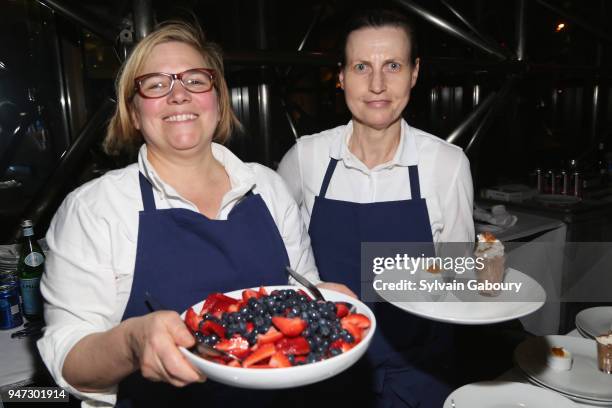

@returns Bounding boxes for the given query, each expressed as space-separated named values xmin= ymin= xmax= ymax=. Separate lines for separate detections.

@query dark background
xmin=1 ymin=0 xmax=611 ymax=242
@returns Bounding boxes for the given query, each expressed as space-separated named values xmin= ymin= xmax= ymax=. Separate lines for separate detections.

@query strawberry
xmin=297 ymin=289 xmax=311 ymax=300
xmin=257 ymin=326 xmax=284 ymax=345
xmin=341 ymin=313 xmax=371 ymax=329
xmin=227 ymin=359 xmax=241 ymax=368
xmin=275 ymin=337 xmax=310 ymax=355
xmin=293 ymin=355 xmax=307 ymax=364
xmin=200 ymin=293 xmax=239 ymax=317
xmin=257 ymin=286 xmax=269 ymax=297
xmin=184 ymin=307 xmax=201 ymax=333
xmin=215 ymin=335 xmax=250 ymax=359
xmin=200 ymin=320 xmax=226 ymax=338
xmin=269 ymin=351 xmax=292 ymax=368
xmin=330 ymin=339 xmax=354 ymax=353
xmin=272 ymin=316 xmax=307 ymax=337
xmin=242 ymin=343 xmax=276 ymax=368
xmin=242 ymin=289 xmax=259 ymax=302
xmin=335 ymin=302 xmax=350 ymax=318
xmin=341 ymin=319 xmax=363 ymax=342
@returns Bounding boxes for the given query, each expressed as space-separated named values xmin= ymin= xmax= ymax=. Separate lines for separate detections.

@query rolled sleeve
xmin=37 ymin=192 xmax=119 ymax=406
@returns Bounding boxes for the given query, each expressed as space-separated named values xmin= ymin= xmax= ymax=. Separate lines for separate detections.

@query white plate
xmin=179 ymin=285 xmax=376 ymax=389
xmin=382 ymin=268 xmax=546 ymax=325
xmin=515 ymin=335 xmax=612 ymax=402
xmin=576 ymin=307 xmax=612 ymax=339
xmin=525 ymin=374 xmax=612 ymax=406
xmin=475 ymin=223 xmax=506 ymax=234
xmin=443 ymin=381 xmax=577 ymax=408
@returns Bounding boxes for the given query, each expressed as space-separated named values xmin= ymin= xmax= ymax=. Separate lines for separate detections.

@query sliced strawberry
xmin=341 ymin=320 xmax=363 ymax=342
xmin=227 ymin=359 xmax=241 ymax=368
xmin=257 ymin=326 xmax=284 ymax=345
xmin=200 ymin=293 xmax=240 ymax=317
xmin=341 ymin=313 xmax=371 ymax=329
xmin=227 ymin=304 xmax=239 ymax=313
xmin=215 ymin=335 xmax=250 ymax=359
xmin=275 ymin=337 xmax=310 ymax=355
xmin=200 ymin=320 xmax=226 ymax=338
xmin=257 ymin=286 xmax=268 ymax=297
xmin=330 ymin=339 xmax=354 ymax=353
xmin=242 ymin=289 xmax=259 ymax=302
xmin=184 ymin=307 xmax=202 ymax=333
xmin=335 ymin=302 xmax=350 ymax=318
xmin=246 ymin=322 xmax=255 ymax=333
xmin=250 ymin=364 xmax=272 ymax=369
xmin=293 ymin=355 xmax=307 ymax=364
xmin=297 ymin=289 xmax=311 ymax=300
xmin=242 ymin=343 xmax=276 ymax=368
xmin=269 ymin=351 xmax=292 ymax=368
xmin=211 ymin=356 xmax=227 ymax=365
xmin=272 ymin=316 xmax=307 ymax=337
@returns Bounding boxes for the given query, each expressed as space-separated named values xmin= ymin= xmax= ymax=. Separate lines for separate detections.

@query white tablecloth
xmin=477 ymin=209 xmax=568 ymax=335
xmin=0 ymin=325 xmax=44 ymax=391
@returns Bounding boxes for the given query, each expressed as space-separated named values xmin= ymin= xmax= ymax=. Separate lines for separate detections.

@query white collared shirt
xmin=277 ymin=119 xmax=475 ymax=243
xmin=37 ymin=143 xmax=320 ymax=407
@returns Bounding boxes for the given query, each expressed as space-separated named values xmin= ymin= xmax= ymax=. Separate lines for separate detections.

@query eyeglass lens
xmin=139 ymin=69 xmax=212 ymax=97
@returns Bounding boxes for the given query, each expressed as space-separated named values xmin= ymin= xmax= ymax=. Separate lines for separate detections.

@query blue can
xmin=0 ymin=283 xmax=23 ymax=329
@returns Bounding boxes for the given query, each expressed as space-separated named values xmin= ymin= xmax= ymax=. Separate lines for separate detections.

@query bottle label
xmin=24 ymin=252 xmax=44 ymax=267
xmin=20 ymin=277 xmax=42 ymax=315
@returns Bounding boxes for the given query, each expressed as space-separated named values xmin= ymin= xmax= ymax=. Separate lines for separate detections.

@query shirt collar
xmin=329 ymin=119 xmax=418 ymax=169
xmin=137 ymin=143 xmax=256 ymax=200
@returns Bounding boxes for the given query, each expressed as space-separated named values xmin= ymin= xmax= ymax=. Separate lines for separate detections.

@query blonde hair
xmin=104 ymin=22 xmax=240 ymax=156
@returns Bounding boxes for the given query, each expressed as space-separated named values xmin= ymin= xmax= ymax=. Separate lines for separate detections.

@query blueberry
xmin=343 ymin=332 xmax=355 ymax=343
xmin=301 ymin=328 xmax=311 ymax=338
xmin=287 ymin=354 xmax=295 ymax=364
xmin=330 ymin=348 xmax=342 ymax=357
xmin=318 ymin=325 xmax=331 ymax=337
xmin=194 ymin=332 xmax=205 ymax=343
xmin=253 ymin=316 xmax=264 ymax=327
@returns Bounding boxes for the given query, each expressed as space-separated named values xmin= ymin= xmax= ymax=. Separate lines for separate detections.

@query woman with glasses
xmin=37 ymin=22 xmax=352 ymax=408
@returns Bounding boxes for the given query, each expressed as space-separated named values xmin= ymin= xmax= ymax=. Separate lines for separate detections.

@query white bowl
xmin=179 ymin=285 xmax=376 ymax=389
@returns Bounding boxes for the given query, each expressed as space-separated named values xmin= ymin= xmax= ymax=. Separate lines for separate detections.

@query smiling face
xmin=131 ymin=41 xmax=219 ymax=160
xmin=339 ymin=26 xmax=419 ymax=131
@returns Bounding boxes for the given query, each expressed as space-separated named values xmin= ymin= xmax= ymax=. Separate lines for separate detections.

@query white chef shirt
xmin=277 ymin=119 xmax=475 ymax=243
xmin=37 ymin=143 xmax=320 ymax=407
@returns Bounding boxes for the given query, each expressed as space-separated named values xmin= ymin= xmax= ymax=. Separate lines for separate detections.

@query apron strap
xmin=138 ymin=172 xmax=157 ymax=211
xmin=408 ymin=165 xmax=422 ymax=199
xmin=319 ymin=158 xmax=339 ymax=198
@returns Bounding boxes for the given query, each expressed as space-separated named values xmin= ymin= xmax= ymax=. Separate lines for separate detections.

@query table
xmin=0 ymin=325 xmax=44 ymax=391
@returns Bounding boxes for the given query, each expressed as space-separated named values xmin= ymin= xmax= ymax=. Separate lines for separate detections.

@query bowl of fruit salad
xmin=179 ymin=285 xmax=375 ymax=389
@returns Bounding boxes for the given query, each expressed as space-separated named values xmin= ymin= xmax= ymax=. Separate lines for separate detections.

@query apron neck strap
xmin=408 ymin=165 xmax=422 ymax=199
xmin=319 ymin=158 xmax=339 ymax=198
xmin=138 ymin=172 xmax=157 ymax=211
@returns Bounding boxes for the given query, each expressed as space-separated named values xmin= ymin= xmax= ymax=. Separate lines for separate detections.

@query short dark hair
xmin=340 ymin=8 xmax=418 ymax=66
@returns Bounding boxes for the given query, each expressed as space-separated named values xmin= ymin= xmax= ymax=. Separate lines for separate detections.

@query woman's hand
xmin=316 ymin=282 xmax=358 ymax=299
xmin=129 ymin=311 xmax=206 ymax=387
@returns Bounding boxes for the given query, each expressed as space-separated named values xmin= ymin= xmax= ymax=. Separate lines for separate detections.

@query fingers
xmin=135 ymin=311 xmax=206 ymax=386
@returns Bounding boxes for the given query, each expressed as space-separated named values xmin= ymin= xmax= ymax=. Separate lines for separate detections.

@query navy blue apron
xmin=307 ymin=158 xmax=453 ymax=408
xmin=116 ymin=173 xmax=289 ymax=407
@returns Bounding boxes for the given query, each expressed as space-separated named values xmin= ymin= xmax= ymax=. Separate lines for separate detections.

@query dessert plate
xmin=179 ymin=286 xmax=376 ymax=389
xmin=443 ymin=381 xmax=577 ymax=408
xmin=515 ymin=335 xmax=612 ymax=402
xmin=380 ymin=268 xmax=545 ymax=325
xmin=576 ymin=307 xmax=612 ymax=339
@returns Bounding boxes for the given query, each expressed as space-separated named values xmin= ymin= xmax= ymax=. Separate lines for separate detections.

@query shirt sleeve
xmin=37 ymin=192 xmax=119 ymax=406
xmin=277 ymin=143 xmax=304 ymax=206
xmin=257 ymin=166 xmax=321 ymax=285
xmin=439 ymin=152 xmax=475 ymax=243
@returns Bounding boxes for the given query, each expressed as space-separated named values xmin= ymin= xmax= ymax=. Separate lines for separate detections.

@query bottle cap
xmin=21 ymin=220 xmax=33 ymax=228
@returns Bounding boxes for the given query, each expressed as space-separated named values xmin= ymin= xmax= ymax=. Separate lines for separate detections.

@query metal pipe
xmin=50 ymin=12 xmax=72 ymax=146
xmin=256 ymin=0 xmax=271 ymax=166
xmin=133 ymin=0 xmax=153 ymax=41
xmin=516 ymin=0 xmax=526 ymax=61
xmin=12 ymin=98 xmax=116 ymax=241
xmin=440 ymin=0 xmax=513 ymax=59
xmin=446 ymin=90 xmax=497 ymax=144
xmin=535 ymin=0 xmax=612 ymax=44
xmin=465 ymin=78 xmax=516 ymax=154
xmin=280 ymin=98 xmax=299 ymax=141
xmin=393 ymin=0 xmax=508 ymax=60
xmin=36 ymin=0 xmax=117 ymax=43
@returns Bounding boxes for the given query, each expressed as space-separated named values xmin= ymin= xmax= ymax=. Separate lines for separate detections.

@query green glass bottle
xmin=17 ymin=220 xmax=44 ymax=321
